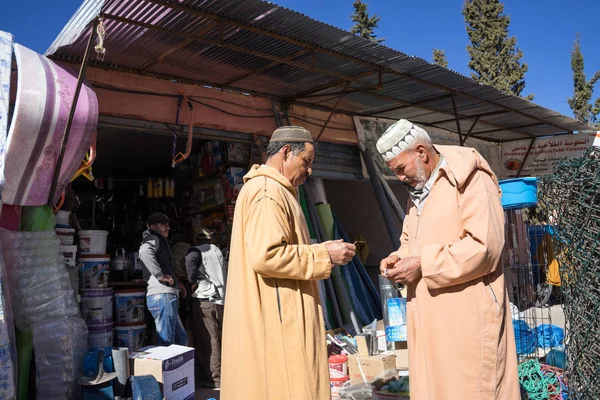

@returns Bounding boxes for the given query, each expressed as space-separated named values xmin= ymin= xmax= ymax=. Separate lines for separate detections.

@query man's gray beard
xmin=411 ymin=158 xmax=428 ymax=192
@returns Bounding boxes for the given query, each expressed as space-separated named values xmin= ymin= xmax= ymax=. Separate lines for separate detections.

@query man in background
xmin=185 ymin=228 xmax=226 ymax=388
xmin=220 ymin=126 xmax=356 ymax=400
xmin=139 ymin=212 xmax=188 ymax=346
xmin=377 ymin=119 xmax=519 ymax=399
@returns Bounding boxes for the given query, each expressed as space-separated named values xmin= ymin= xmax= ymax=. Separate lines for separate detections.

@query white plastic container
xmin=87 ymin=323 xmax=114 ymax=350
xmin=61 ymin=245 xmax=78 ymax=267
xmin=114 ymin=289 xmax=145 ymax=324
xmin=81 ymin=288 xmax=113 ymax=324
xmin=56 ymin=210 xmax=71 ymax=226
xmin=78 ymin=255 xmax=110 ymax=289
xmin=79 ymin=230 xmax=109 ymax=254
xmin=114 ymin=324 xmax=146 ymax=351
xmin=56 ymin=228 xmax=75 ymax=245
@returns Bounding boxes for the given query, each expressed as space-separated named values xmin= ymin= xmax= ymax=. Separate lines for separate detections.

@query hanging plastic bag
xmin=20 ymin=206 xmax=56 ymax=232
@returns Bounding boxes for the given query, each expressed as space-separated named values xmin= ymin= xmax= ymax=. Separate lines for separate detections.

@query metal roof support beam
xmin=224 ymin=48 xmax=312 ymax=85
xmin=470 ymin=123 xmax=544 ymax=136
xmin=137 ymin=20 xmax=221 ymax=72
xmin=427 ymin=110 xmax=512 ymax=126
xmin=365 ymin=93 xmax=453 ymax=116
xmin=461 ymin=117 xmax=480 ymax=144
xmin=102 ymin=13 xmax=380 ymax=89
xmin=315 ymin=86 xmax=347 ymax=142
xmin=451 ymin=93 xmax=464 ymax=145
xmin=516 ymin=138 xmax=536 ymax=177
xmin=293 ymin=70 xmax=382 ymax=99
xmin=48 ymin=17 xmax=100 ymax=206
xmin=382 ymin=69 xmax=568 ymax=132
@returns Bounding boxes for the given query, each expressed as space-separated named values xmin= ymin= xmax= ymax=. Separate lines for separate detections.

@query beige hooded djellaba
xmin=220 ymin=165 xmax=333 ymax=400
xmin=396 ymin=145 xmax=520 ymax=399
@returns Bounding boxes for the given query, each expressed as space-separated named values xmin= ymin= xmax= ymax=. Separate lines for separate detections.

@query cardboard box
xmin=348 ymin=353 xmax=397 ymax=385
xmin=130 ymin=345 xmax=195 ymax=400
xmin=383 ymin=342 xmax=408 ymax=370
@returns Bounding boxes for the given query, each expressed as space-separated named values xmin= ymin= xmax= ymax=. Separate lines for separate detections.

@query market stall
xmin=0 ymin=0 xmax=595 ymax=398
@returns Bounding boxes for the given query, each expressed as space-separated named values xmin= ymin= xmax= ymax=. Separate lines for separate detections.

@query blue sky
xmin=1 ymin=0 xmax=598 ymax=117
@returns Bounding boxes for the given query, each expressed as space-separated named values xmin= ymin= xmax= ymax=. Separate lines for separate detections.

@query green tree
xmin=432 ymin=49 xmax=448 ymax=68
xmin=568 ymin=34 xmax=600 ymax=127
xmin=463 ymin=0 xmax=534 ymax=101
xmin=350 ymin=0 xmax=385 ymax=43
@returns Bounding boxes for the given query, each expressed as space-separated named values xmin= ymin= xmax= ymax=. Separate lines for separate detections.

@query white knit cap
xmin=376 ymin=119 xmax=428 ymax=162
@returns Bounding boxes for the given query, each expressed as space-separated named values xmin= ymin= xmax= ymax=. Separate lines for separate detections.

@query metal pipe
xmin=451 ymin=93 xmax=464 ymax=145
xmin=315 ymin=91 xmax=345 ymax=142
xmin=48 ymin=18 xmax=100 ymax=206
xmin=516 ymin=138 xmax=536 ymax=177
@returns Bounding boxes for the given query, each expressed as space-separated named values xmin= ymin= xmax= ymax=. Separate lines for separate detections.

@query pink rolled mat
xmin=3 ymin=44 xmax=97 ymax=206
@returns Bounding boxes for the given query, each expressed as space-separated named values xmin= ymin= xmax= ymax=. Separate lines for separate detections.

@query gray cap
xmin=269 ymin=126 xmax=314 ymax=144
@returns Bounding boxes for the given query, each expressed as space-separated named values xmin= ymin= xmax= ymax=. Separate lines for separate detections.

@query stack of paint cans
xmin=114 ymin=288 xmax=147 ymax=351
xmin=77 ymin=235 xmax=113 ymax=350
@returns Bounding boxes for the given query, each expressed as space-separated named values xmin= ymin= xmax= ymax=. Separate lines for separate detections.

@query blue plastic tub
xmin=499 ymin=178 xmax=538 ymax=210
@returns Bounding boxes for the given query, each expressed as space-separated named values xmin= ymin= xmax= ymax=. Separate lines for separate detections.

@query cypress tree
xmin=350 ymin=0 xmax=385 ymax=43
xmin=463 ymin=0 xmax=534 ymax=100
xmin=567 ymin=34 xmax=600 ymax=127
xmin=432 ymin=49 xmax=448 ymax=68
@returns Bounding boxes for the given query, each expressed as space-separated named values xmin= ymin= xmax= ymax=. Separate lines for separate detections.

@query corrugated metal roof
xmin=45 ymin=0 xmax=592 ymax=142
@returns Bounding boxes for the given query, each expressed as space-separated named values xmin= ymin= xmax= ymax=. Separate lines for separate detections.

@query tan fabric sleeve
xmin=420 ymin=172 xmax=504 ymax=289
xmin=244 ymin=195 xmax=333 ymax=281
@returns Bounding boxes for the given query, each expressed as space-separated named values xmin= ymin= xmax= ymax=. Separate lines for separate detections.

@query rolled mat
xmin=4 ymin=44 xmax=97 ymax=206
xmin=112 ymin=348 xmax=130 ymax=397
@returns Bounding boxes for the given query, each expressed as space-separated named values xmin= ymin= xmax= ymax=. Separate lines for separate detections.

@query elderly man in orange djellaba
xmin=378 ymin=119 xmax=520 ymax=400
xmin=220 ymin=126 xmax=356 ymax=400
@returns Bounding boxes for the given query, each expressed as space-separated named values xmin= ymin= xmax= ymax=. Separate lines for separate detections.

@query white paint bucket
xmin=56 ymin=210 xmax=71 ymax=226
xmin=114 ymin=324 xmax=146 ymax=351
xmin=56 ymin=228 xmax=75 ymax=245
xmin=87 ymin=323 xmax=114 ymax=350
xmin=81 ymin=288 xmax=113 ymax=324
xmin=78 ymin=255 xmax=110 ymax=289
xmin=79 ymin=230 xmax=109 ymax=254
xmin=114 ymin=289 xmax=146 ymax=324
xmin=61 ymin=245 xmax=78 ymax=267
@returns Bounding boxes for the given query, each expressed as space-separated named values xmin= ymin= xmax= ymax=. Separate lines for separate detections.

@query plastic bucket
xmin=87 ymin=323 xmax=114 ymax=350
xmin=78 ymin=255 xmax=110 ymax=289
xmin=114 ymin=324 xmax=146 ymax=351
xmin=499 ymin=177 xmax=538 ymax=210
xmin=56 ymin=210 xmax=71 ymax=227
xmin=81 ymin=288 xmax=113 ymax=324
xmin=330 ymin=375 xmax=348 ymax=398
xmin=328 ymin=354 xmax=348 ymax=376
xmin=61 ymin=245 xmax=78 ymax=267
xmin=114 ymin=289 xmax=146 ymax=324
xmin=79 ymin=230 xmax=109 ymax=254
xmin=56 ymin=228 xmax=75 ymax=245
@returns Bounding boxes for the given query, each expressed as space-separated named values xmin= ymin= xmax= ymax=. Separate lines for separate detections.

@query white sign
xmin=501 ymin=133 xmax=600 ymax=177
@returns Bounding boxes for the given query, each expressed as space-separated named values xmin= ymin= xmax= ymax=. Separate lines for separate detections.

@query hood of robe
xmin=435 ymin=145 xmax=501 ymax=194
xmin=243 ymin=164 xmax=296 ymax=196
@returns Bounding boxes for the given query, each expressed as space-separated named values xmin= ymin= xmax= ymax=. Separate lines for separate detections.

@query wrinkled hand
xmin=179 ymin=283 xmax=187 ymax=297
xmin=380 ymin=253 xmax=399 ymax=277
xmin=386 ymin=257 xmax=422 ymax=285
xmin=159 ymin=275 xmax=175 ymax=286
xmin=324 ymin=239 xmax=356 ymax=265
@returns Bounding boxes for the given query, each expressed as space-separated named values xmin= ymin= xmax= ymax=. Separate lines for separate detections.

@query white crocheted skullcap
xmin=376 ymin=119 xmax=428 ymax=162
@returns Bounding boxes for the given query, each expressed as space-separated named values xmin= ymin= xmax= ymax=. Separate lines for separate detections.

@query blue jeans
xmin=147 ymin=294 xmax=188 ymax=346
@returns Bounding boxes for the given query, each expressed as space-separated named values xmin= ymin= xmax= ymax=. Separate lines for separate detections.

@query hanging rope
xmin=94 ymin=18 xmax=106 ymax=61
